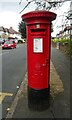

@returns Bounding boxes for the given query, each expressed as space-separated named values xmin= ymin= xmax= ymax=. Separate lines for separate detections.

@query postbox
xmin=22 ymin=11 xmax=56 ymax=109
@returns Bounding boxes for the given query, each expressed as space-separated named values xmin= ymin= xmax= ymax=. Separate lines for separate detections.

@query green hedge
xmin=52 ymin=38 xmax=70 ymax=43
xmin=67 ymin=41 xmax=72 ymax=56
xmin=52 ymin=38 xmax=72 ymax=56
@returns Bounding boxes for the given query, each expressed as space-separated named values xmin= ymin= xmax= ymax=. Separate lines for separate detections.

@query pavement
xmin=5 ymin=47 xmax=70 ymax=119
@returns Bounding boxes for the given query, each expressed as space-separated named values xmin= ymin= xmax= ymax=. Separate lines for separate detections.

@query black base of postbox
xmin=28 ymin=86 xmax=50 ymax=111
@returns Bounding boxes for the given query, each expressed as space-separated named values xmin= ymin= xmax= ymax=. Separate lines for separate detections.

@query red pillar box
xmin=22 ymin=11 xmax=56 ymax=110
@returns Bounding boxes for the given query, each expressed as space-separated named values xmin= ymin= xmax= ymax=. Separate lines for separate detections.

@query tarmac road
xmin=0 ymin=44 xmax=27 ymax=118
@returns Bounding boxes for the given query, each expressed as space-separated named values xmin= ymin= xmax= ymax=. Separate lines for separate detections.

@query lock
xmin=42 ymin=59 xmax=49 ymax=67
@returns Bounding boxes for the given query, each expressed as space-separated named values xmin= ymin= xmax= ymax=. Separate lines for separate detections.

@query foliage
xmin=52 ymin=38 xmax=70 ymax=43
xmin=18 ymin=20 xmax=26 ymax=39
xmin=52 ymin=37 xmax=72 ymax=56
xmin=67 ymin=40 xmax=72 ymax=56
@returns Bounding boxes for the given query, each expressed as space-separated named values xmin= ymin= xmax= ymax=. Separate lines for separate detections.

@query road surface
xmin=0 ymin=44 xmax=27 ymax=118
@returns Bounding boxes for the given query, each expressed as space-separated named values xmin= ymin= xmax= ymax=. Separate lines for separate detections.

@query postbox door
xmin=28 ymin=29 xmax=51 ymax=89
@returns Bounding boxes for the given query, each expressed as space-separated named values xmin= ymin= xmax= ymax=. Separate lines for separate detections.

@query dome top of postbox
xmin=22 ymin=10 xmax=57 ymax=22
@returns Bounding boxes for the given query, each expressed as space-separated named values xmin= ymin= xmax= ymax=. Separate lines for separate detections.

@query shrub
xmin=52 ymin=38 xmax=72 ymax=56
xmin=52 ymin=38 xmax=70 ymax=43
xmin=67 ymin=41 xmax=72 ymax=56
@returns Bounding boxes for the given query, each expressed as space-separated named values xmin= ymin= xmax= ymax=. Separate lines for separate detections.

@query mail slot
xmin=22 ymin=11 xmax=56 ymax=109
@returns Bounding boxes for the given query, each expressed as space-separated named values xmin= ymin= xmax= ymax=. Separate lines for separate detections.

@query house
xmin=0 ymin=26 xmax=21 ymax=40
xmin=3 ymin=28 xmax=10 ymax=39
xmin=63 ymin=25 xmax=72 ymax=39
xmin=56 ymin=25 xmax=72 ymax=39
xmin=0 ymin=26 xmax=5 ymax=38
xmin=56 ymin=30 xmax=64 ymax=39
xmin=8 ymin=27 xmax=21 ymax=39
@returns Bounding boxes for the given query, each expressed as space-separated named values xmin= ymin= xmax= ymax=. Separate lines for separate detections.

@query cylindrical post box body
xmin=22 ymin=11 xmax=56 ymax=110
